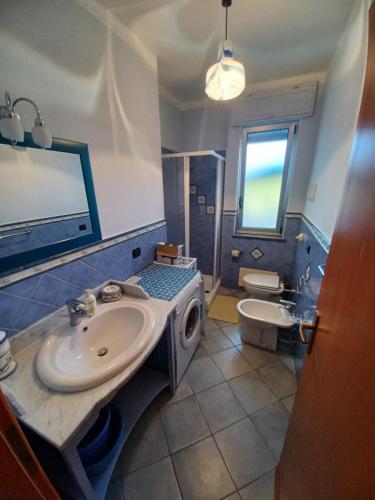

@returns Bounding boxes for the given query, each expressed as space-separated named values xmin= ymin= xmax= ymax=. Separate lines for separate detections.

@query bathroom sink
xmin=36 ymin=301 xmax=155 ymax=392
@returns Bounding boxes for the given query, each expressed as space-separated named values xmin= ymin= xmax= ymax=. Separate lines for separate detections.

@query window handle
xmin=239 ymin=196 xmax=243 ymax=210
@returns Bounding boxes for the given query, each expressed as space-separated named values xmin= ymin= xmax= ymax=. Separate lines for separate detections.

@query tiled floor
xmin=107 ymin=318 xmax=297 ymax=500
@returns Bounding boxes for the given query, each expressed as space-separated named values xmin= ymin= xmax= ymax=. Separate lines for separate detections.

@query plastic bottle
xmin=84 ymin=289 xmax=97 ymax=314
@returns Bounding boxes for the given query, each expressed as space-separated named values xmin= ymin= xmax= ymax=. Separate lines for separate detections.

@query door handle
xmin=299 ymin=310 xmax=319 ymax=354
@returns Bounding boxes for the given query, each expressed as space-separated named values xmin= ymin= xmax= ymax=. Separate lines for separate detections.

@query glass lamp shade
xmin=32 ymin=122 xmax=52 ymax=149
xmin=0 ymin=113 xmax=24 ymax=143
xmin=205 ymin=40 xmax=245 ymax=101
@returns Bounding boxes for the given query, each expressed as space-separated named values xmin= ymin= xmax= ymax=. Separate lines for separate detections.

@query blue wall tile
xmin=2 ymin=275 xmax=41 ymax=298
xmin=80 ymin=266 xmax=107 ymax=291
xmin=0 ymin=293 xmax=28 ymax=329
xmin=220 ymin=216 xmax=300 ymax=288
xmin=68 ymin=260 xmax=96 ymax=289
xmin=31 ymin=275 xmax=65 ymax=306
xmin=15 ymin=301 xmax=56 ymax=331
xmin=287 ymin=219 xmax=329 ymax=375
xmin=49 ymin=263 xmax=74 ymax=282
xmin=0 ymin=225 xmax=167 ymax=338
xmin=81 ymin=252 xmax=101 ymax=269
xmin=290 ymin=220 xmax=328 ymax=316
xmin=189 ymin=155 xmax=217 ymax=275
xmin=55 ymin=282 xmax=85 ymax=308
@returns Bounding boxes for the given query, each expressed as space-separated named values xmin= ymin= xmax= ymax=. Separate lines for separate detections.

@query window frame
xmin=235 ymin=122 xmax=297 ymax=239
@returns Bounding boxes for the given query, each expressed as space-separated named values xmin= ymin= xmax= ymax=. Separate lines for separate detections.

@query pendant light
xmin=205 ymin=0 xmax=245 ymax=101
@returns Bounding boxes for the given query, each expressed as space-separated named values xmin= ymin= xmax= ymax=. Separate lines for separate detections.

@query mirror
xmin=0 ymin=133 xmax=101 ymax=274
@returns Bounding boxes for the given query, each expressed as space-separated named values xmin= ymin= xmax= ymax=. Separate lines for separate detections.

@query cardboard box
xmin=156 ymin=242 xmax=183 ymax=259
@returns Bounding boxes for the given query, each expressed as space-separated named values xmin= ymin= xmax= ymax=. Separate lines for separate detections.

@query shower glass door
xmin=162 ymin=156 xmax=185 ymax=248
xmin=162 ymin=151 xmax=224 ymax=296
xmin=189 ymin=154 xmax=224 ymax=291
xmin=190 ymin=155 xmax=217 ymax=288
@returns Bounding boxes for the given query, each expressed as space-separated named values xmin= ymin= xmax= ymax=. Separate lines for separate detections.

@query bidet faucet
xmin=284 ymin=276 xmax=304 ymax=295
xmin=66 ymin=299 xmax=92 ymax=326
xmin=279 ymin=299 xmax=296 ymax=311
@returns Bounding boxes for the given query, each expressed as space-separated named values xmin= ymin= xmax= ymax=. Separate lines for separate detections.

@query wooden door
xmin=277 ymin=4 xmax=375 ymax=499
xmin=0 ymin=390 xmax=59 ymax=499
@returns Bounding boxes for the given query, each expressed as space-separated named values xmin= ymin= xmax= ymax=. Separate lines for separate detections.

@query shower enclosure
xmin=162 ymin=151 xmax=225 ymax=305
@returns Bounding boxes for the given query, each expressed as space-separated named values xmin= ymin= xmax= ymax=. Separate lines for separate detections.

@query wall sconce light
xmin=0 ymin=92 xmax=52 ymax=148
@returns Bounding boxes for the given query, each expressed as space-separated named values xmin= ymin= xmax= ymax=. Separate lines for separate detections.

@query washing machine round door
xmin=180 ymin=298 xmax=201 ymax=348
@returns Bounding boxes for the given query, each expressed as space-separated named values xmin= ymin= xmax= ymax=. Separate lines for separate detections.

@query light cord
xmin=225 ymin=6 xmax=228 ymax=40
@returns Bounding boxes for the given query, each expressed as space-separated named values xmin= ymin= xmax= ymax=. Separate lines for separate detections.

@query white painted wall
xmin=303 ymin=0 xmax=369 ymax=240
xmin=0 ymin=0 xmax=164 ymax=239
xmin=224 ymin=80 xmax=326 ymax=213
xmin=159 ymin=98 xmax=229 ymax=153
xmin=175 ymin=77 xmax=325 ymax=214
xmin=181 ymin=106 xmax=229 ymax=152
xmin=286 ymin=84 xmax=325 ymax=214
xmin=159 ymin=96 xmax=183 ymax=152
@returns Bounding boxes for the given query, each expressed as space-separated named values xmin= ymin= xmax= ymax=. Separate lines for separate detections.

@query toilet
xmin=242 ymin=271 xmax=284 ymax=300
xmin=237 ymin=299 xmax=294 ymax=351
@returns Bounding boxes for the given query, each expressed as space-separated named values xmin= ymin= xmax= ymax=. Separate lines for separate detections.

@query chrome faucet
xmin=66 ymin=299 xmax=92 ymax=326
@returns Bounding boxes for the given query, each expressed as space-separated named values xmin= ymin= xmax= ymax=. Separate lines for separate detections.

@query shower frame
xmin=161 ymin=150 xmax=225 ymax=292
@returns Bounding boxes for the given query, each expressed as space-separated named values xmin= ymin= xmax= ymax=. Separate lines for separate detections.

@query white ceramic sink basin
xmin=36 ymin=301 xmax=155 ymax=392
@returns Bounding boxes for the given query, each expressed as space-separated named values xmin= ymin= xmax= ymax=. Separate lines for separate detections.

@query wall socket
xmin=132 ymin=247 xmax=141 ymax=258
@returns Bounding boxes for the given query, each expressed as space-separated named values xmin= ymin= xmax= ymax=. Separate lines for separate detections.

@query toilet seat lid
xmin=244 ymin=273 xmax=280 ymax=291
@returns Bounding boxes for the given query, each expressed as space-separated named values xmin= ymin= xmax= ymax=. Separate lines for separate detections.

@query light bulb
xmin=32 ymin=118 xmax=52 ymax=149
xmin=0 ymin=110 xmax=24 ymax=143
xmin=205 ymin=41 xmax=245 ymax=101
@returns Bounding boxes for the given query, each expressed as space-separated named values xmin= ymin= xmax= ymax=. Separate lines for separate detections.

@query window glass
xmin=237 ymin=124 xmax=295 ymax=236
xmin=242 ymin=128 xmax=289 ymax=229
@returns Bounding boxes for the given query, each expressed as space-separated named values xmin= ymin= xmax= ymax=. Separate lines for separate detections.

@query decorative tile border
xmin=0 ymin=220 xmax=166 ymax=289
xmin=300 ymin=215 xmax=330 ymax=254
xmin=284 ymin=212 xmax=330 ymax=253
xmin=223 ymin=210 xmax=330 ymax=254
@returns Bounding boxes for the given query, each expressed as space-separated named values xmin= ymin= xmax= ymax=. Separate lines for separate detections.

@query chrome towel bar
xmin=0 ymin=228 xmax=32 ymax=240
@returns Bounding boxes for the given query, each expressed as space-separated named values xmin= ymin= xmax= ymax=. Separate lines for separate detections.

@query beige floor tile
xmin=258 ymin=360 xmax=297 ymax=399
xmin=212 ymin=347 xmax=253 ymax=380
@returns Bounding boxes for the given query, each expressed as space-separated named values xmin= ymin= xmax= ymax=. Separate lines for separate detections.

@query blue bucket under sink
xmin=78 ymin=404 xmax=125 ymax=476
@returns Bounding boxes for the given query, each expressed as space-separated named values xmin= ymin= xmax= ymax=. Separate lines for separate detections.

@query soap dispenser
xmin=84 ymin=289 xmax=97 ymax=315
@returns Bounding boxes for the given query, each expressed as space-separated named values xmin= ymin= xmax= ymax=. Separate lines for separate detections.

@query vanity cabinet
xmin=20 ymin=324 xmax=175 ymax=500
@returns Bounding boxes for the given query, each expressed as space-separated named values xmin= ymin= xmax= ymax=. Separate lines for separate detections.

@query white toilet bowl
xmin=237 ymin=299 xmax=294 ymax=351
xmin=243 ymin=272 xmax=284 ymax=300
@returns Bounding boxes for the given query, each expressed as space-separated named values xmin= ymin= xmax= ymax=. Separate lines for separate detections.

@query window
xmin=236 ymin=123 xmax=296 ymax=237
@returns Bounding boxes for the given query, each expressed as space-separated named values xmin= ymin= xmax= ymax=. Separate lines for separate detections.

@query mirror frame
xmin=0 ymin=133 xmax=102 ymax=275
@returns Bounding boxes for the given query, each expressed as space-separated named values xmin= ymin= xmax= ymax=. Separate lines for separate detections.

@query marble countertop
xmin=0 ymin=294 xmax=174 ymax=450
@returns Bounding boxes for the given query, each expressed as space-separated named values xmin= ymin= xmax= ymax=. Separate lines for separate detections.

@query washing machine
xmin=172 ymin=273 xmax=204 ymax=385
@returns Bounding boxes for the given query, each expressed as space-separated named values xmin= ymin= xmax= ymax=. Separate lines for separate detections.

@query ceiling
xmin=96 ymin=0 xmax=354 ymax=107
